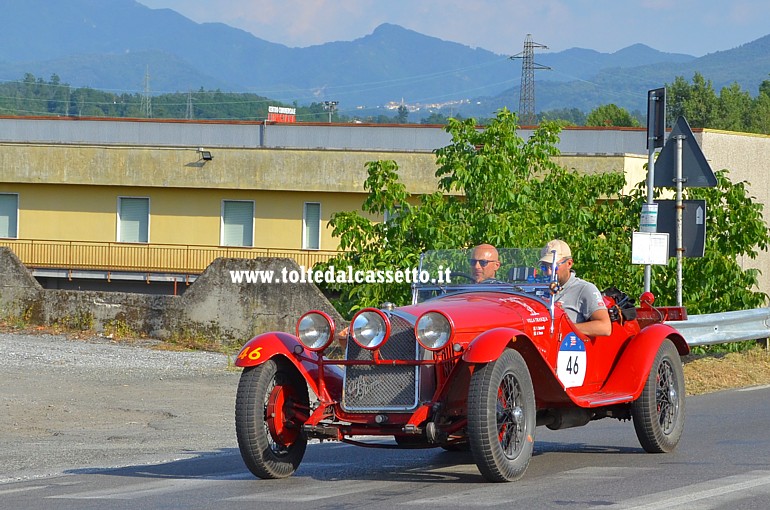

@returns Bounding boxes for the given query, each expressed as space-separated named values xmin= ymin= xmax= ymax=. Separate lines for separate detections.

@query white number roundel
xmin=557 ymin=333 xmax=586 ymax=388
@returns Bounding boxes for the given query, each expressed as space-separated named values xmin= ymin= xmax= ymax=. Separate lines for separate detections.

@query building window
xmin=384 ymin=204 xmax=402 ymax=224
xmin=303 ymin=202 xmax=321 ymax=250
xmin=117 ymin=197 xmax=149 ymax=243
xmin=0 ymin=193 xmax=19 ymax=238
xmin=221 ymin=200 xmax=254 ymax=247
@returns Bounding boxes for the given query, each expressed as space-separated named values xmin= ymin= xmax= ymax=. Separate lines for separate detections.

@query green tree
xmin=539 ymin=107 xmax=586 ymax=126
xmin=396 ymin=105 xmax=409 ymax=124
xmin=421 ymin=112 xmax=450 ymax=125
xmin=666 ymin=73 xmax=719 ymax=128
xmin=759 ymin=76 xmax=770 ymax=98
xmin=715 ymin=83 xmax=752 ymax=132
xmin=323 ymin=108 xmax=768 ymax=317
xmin=325 ymin=109 xmax=629 ymax=314
xmin=585 ymin=104 xmax=640 ymax=127
xmin=748 ymin=92 xmax=770 ymax=134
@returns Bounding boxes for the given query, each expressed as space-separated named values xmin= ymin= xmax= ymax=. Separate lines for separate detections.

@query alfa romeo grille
xmin=342 ymin=314 xmax=419 ymax=412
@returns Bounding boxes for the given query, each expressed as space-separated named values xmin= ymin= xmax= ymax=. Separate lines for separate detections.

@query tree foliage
xmin=585 ymin=104 xmax=640 ymax=127
xmin=667 ymin=72 xmax=770 ymax=134
xmin=323 ymin=109 xmax=769 ymax=317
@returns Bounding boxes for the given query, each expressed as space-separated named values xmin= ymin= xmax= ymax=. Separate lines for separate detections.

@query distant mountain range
xmin=1 ymin=0 xmax=769 ymax=119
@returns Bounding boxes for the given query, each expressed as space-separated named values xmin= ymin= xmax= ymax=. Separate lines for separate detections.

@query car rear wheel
xmin=235 ymin=360 xmax=309 ymax=478
xmin=467 ymin=348 xmax=535 ymax=482
xmin=632 ymin=338 xmax=686 ymax=453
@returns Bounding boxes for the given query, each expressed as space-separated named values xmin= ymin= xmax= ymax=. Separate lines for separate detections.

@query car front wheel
xmin=632 ymin=338 xmax=686 ymax=453
xmin=467 ymin=348 xmax=535 ymax=482
xmin=235 ymin=360 xmax=309 ymax=479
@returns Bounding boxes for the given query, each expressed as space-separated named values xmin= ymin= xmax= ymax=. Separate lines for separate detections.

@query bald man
xmin=469 ymin=244 xmax=501 ymax=283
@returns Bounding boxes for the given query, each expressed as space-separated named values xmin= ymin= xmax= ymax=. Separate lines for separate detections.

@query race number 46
xmin=557 ymin=333 xmax=587 ymax=388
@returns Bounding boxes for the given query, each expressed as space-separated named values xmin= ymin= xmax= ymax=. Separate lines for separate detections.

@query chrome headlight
xmin=296 ymin=311 xmax=334 ymax=351
xmin=351 ymin=309 xmax=390 ymax=350
xmin=415 ymin=311 xmax=453 ymax=351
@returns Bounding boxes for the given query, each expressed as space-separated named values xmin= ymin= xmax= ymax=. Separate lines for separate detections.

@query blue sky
xmin=137 ymin=0 xmax=770 ymax=57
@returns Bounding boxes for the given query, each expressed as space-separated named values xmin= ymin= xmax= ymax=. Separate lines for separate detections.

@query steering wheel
xmin=449 ymin=272 xmax=476 ymax=283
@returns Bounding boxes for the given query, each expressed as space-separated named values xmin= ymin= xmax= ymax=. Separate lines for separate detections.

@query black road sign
xmin=655 ymin=199 xmax=706 ymax=258
xmin=647 ymin=88 xmax=666 ymax=149
xmin=654 ymin=116 xmax=717 ymax=188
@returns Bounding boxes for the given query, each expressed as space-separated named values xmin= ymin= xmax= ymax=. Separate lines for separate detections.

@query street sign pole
xmin=675 ymin=135 xmax=685 ymax=306
xmin=644 ymin=88 xmax=665 ymax=293
xmin=644 ymin=135 xmax=655 ymax=293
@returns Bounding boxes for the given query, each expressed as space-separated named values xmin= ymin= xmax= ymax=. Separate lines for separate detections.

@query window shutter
xmin=222 ymin=201 xmax=254 ymax=247
xmin=0 ymin=194 xmax=18 ymax=238
xmin=119 ymin=198 xmax=149 ymax=243
xmin=304 ymin=203 xmax=320 ymax=250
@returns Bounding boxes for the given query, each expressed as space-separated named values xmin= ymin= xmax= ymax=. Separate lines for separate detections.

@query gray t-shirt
xmin=555 ymin=271 xmax=607 ymax=323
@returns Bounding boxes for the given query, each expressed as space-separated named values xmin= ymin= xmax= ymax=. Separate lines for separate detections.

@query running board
xmin=569 ymin=391 xmax=635 ymax=407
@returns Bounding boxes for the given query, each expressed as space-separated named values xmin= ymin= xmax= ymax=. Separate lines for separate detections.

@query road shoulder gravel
xmin=0 ymin=332 xmax=241 ymax=483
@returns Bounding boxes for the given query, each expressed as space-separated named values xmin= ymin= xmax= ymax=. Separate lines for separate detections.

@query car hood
xmin=399 ymin=291 xmax=551 ymax=333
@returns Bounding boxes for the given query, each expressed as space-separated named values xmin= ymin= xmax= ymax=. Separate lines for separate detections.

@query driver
xmin=469 ymin=244 xmax=501 ymax=283
xmin=539 ymin=239 xmax=611 ymax=337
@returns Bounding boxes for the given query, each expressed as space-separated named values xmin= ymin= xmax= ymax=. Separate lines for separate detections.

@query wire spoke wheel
xmin=656 ymin=358 xmax=679 ymax=435
xmin=497 ymin=373 xmax=526 ymax=458
xmin=468 ymin=348 xmax=535 ymax=482
xmin=236 ymin=360 xmax=309 ymax=479
xmin=632 ymin=339 xmax=686 ymax=453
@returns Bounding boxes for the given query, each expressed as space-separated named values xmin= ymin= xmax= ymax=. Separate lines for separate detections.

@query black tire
xmin=235 ymin=360 xmax=309 ymax=479
xmin=632 ymin=339 xmax=686 ymax=453
xmin=467 ymin=348 xmax=536 ymax=482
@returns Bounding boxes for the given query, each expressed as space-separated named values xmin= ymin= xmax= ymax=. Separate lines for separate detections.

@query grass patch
xmin=684 ymin=344 xmax=770 ymax=395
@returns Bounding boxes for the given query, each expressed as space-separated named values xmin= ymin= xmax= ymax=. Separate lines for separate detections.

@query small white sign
xmin=640 ymin=203 xmax=658 ymax=233
xmin=632 ymin=232 xmax=669 ymax=265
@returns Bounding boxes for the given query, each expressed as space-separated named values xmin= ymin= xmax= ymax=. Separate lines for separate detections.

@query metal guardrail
xmin=666 ymin=308 xmax=770 ymax=347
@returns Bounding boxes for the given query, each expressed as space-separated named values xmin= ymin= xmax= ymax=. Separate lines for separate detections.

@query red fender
xmin=462 ymin=327 xmax=527 ymax=363
xmin=235 ymin=332 xmax=343 ymax=401
xmin=600 ymin=323 xmax=689 ymax=400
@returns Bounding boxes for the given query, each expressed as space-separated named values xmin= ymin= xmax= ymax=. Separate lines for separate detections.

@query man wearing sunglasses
xmin=469 ymin=244 xmax=501 ymax=283
xmin=539 ymin=239 xmax=612 ymax=337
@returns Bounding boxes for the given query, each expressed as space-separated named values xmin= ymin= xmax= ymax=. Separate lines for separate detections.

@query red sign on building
xmin=268 ymin=105 xmax=296 ymax=123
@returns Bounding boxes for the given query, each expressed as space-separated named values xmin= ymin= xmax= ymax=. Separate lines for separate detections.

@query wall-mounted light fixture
xmin=197 ymin=148 xmax=213 ymax=161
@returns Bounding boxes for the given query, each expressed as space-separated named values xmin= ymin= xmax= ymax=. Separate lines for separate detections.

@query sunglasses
xmin=539 ymin=258 xmax=570 ymax=273
xmin=470 ymin=259 xmax=497 ymax=268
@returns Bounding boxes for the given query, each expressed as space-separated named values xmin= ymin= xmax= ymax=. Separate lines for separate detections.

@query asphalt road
xmin=2 ymin=333 xmax=770 ymax=509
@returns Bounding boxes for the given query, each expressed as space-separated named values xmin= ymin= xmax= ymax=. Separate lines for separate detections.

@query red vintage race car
xmin=234 ymin=248 xmax=689 ymax=482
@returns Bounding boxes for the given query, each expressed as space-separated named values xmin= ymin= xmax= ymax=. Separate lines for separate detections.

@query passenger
xmin=469 ymin=244 xmax=501 ymax=283
xmin=539 ymin=239 xmax=612 ymax=337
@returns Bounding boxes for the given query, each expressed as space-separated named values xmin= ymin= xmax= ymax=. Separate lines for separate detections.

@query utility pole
xmin=511 ymin=34 xmax=549 ymax=125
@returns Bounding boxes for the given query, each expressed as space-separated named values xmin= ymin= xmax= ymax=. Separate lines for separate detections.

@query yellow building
xmin=3 ymin=117 xmax=735 ymax=294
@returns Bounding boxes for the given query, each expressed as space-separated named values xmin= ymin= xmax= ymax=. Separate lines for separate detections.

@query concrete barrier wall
xmin=0 ymin=248 xmax=344 ymax=346
xmin=0 ymin=248 xmax=43 ymax=318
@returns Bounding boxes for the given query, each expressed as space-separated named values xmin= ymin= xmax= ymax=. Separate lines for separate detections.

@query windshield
xmin=413 ymin=248 xmax=555 ymax=304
